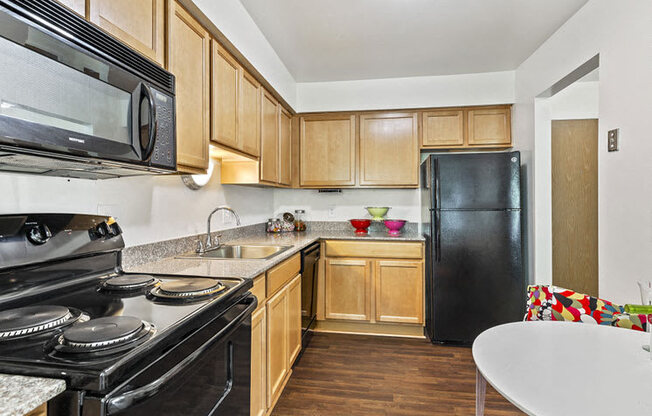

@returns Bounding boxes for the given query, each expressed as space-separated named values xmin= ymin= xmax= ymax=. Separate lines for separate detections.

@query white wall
xmin=296 ymin=71 xmax=515 ymax=113
xmin=0 ymin=162 xmax=274 ymax=247
xmin=513 ymin=0 xmax=652 ymax=304
xmin=274 ymin=188 xmax=420 ymax=223
xmin=193 ymin=0 xmax=297 ymax=108
xmin=549 ymin=81 xmax=599 ymax=120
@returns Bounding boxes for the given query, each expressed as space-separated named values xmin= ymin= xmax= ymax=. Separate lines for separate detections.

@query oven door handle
xmin=105 ymin=297 xmax=257 ymax=415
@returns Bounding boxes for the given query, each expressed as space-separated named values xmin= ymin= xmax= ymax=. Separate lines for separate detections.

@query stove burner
xmin=52 ymin=316 xmax=155 ymax=355
xmin=150 ymin=278 xmax=226 ymax=300
xmin=0 ymin=305 xmax=88 ymax=340
xmin=100 ymin=274 xmax=160 ymax=291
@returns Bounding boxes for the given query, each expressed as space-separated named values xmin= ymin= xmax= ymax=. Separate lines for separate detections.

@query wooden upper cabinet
xmin=467 ymin=106 xmax=511 ymax=146
xmin=211 ymin=41 xmax=240 ymax=150
xmin=300 ymin=115 xmax=356 ymax=187
xmin=56 ymin=0 xmax=86 ymax=16
xmin=260 ymin=90 xmax=279 ymax=183
xmin=89 ymin=0 xmax=165 ymax=65
xmin=325 ymin=259 xmax=371 ymax=321
xmin=167 ymin=1 xmax=210 ymax=173
xmin=278 ymin=108 xmax=292 ymax=186
xmin=375 ymin=260 xmax=424 ymax=324
xmin=239 ymin=71 xmax=261 ymax=157
xmin=359 ymin=112 xmax=419 ymax=187
xmin=422 ymin=109 xmax=464 ymax=147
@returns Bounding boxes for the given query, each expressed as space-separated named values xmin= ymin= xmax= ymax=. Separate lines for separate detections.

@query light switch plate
xmin=608 ymin=129 xmax=619 ymax=152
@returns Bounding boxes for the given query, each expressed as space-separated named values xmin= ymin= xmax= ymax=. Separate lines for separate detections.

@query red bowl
xmin=349 ymin=219 xmax=372 ymax=235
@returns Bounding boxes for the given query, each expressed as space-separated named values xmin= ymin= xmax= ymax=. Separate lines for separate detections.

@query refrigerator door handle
xmin=435 ymin=210 xmax=441 ymax=262
xmin=433 ymin=157 xmax=440 ymax=209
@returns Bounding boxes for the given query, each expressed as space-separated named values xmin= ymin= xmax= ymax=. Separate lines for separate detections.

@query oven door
xmin=0 ymin=3 xmax=161 ymax=165
xmin=88 ymin=296 xmax=255 ymax=416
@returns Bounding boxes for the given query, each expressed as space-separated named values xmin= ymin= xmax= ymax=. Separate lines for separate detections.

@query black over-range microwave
xmin=0 ymin=0 xmax=176 ymax=179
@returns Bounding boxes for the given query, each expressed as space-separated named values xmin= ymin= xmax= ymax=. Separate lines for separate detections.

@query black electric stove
xmin=0 ymin=214 xmax=254 ymax=416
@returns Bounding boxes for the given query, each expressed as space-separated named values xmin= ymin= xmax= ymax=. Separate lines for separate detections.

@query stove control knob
xmin=27 ymin=224 xmax=52 ymax=245
xmin=94 ymin=222 xmax=110 ymax=238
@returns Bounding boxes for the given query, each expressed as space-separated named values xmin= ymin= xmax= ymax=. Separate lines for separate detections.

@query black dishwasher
xmin=300 ymin=242 xmax=320 ymax=350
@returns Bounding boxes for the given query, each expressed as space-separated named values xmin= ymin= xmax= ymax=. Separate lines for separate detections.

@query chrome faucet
xmin=197 ymin=206 xmax=241 ymax=253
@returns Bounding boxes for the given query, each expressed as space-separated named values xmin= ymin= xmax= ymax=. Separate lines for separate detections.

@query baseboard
xmin=313 ymin=320 xmax=426 ymax=338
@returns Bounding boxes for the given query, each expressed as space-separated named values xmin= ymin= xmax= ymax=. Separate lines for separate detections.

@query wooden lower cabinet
xmin=266 ymin=286 xmax=288 ymax=408
xmin=375 ymin=260 xmax=424 ymax=324
xmin=250 ymin=307 xmax=267 ymax=416
xmin=324 ymin=259 xmax=371 ymax=321
xmin=287 ymin=274 xmax=302 ymax=365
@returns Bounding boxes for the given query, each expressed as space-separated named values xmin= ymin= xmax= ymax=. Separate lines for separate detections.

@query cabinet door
xmin=375 ymin=260 xmax=423 ymax=324
xmin=211 ymin=41 xmax=240 ymax=150
xmin=239 ymin=71 xmax=261 ymax=157
xmin=260 ymin=90 xmax=279 ymax=183
xmin=300 ymin=115 xmax=356 ymax=187
xmin=278 ymin=108 xmax=292 ymax=186
xmin=287 ymin=274 xmax=302 ymax=366
xmin=89 ymin=0 xmax=165 ymax=65
xmin=422 ymin=109 xmax=464 ymax=147
xmin=266 ymin=286 xmax=288 ymax=408
xmin=325 ymin=259 xmax=371 ymax=321
xmin=167 ymin=1 xmax=210 ymax=172
xmin=55 ymin=0 xmax=85 ymax=16
xmin=359 ymin=112 xmax=419 ymax=187
xmin=251 ymin=307 xmax=267 ymax=416
xmin=467 ymin=107 xmax=511 ymax=146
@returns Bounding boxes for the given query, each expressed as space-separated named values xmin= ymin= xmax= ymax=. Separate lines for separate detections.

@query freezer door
xmin=436 ymin=152 xmax=521 ymax=210
xmin=431 ymin=210 xmax=524 ymax=344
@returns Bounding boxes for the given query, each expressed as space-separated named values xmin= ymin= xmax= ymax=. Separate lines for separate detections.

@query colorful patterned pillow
xmin=525 ymin=285 xmax=646 ymax=331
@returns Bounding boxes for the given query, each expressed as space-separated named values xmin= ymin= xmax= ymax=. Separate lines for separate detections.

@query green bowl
xmin=365 ymin=207 xmax=390 ymax=221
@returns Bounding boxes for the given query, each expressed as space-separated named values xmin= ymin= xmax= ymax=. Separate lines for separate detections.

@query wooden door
xmin=250 ymin=306 xmax=267 ymax=416
xmin=551 ymin=119 xmax=598 ymax=296
xmin=55 ymin=0 xmax=85 ymax=16
xmin=324 ymin=259 xmax=371 ymax=321
xmin=286 ymin=274 xmax=302 ymax=366
xmin=167 ymin=1 xmax=210 ymax=173
xmin=239 ymin=71 xmax=261 ymax=157
xmin=260 ymin=90 xmax=279 ymax=183
xmin=278 ymin=108 xmax=292 ymax=186
xmin=375 ymin=260 xmax=424 ymax=324
xmin=300 ymin=115 xmax=356 ymax=187
xmin=266 ymin=286 xmax=288 ymax=407
xmin=89 ymin=0 xmax=165 ymax=65
xmin=211 ymin=41 xmax=240 ymax=150
xmin=467 ymin=106 xmax=511 ymax=146
xmin=422 ymin=109 xmax=464 ymax=147
xmin=359 ymin=112 xmax=419 ymax=186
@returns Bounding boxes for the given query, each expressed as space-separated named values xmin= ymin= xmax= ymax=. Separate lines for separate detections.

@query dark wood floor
xmin=272 ymin=332 xmax=523 ymax=416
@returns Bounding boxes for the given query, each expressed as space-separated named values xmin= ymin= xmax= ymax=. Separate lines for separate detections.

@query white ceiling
xmin=239 ymin=0 xmax=588 ymax=82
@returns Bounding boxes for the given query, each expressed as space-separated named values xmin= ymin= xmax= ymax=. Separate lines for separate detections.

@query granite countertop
xmin=127 ymin=224 xmax=424 ymax=281
xmin=0 ymin=374 xmax=66 ymax=416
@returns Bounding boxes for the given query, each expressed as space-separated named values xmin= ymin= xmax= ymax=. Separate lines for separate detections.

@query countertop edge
xmin=0 ymin=374 xmax=66 ymax=416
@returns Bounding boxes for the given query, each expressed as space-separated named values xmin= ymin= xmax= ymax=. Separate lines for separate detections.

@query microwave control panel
xmin=150 ymin=87 xmax=176 ymax=169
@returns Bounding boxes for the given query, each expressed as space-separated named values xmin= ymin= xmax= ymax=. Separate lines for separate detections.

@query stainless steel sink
xmin=177 ymin=244 xmax=292 ymax=260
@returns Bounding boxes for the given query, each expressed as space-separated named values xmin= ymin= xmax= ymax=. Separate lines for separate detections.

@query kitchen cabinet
xmin=167 ymin=1 xmax=210 ymax=173
xmin=56 ymin=0 xmax=85 ymax=16
xmin=422 ymin=109 xmax=465 ymax=147
xmin=278 ymin=107 xmax=292 ymax=186
xmin=250 ymin=306 xmax=267 ymax=416
xmin=89 ymin=0 xmax=165 ymax=66
xmin=260 ymin=90 xmax=279 ymax=184
xmin=211 ymin=41 xmax=239 ymax=150
xmin=299 ymin=115 xmax=356 ymax=187
xmin=324 ymin=259 xmax=372 ymax=321
xmin=287 ymin=274 xmax=302 ymax=365
xmin=375 ymin=260 xmax=423 ymax=324
xmin=467 ymin=106 xmax=511 ymax=146
xmin=421 ymin=105 xmax=512 ymax=149
xmin=239 ymin=71 xmax=261 ymax=157
xmin=266 ymin=285 xmax=288 ymax=408
xmin=359 ymin=112 xmax=419 ymax=187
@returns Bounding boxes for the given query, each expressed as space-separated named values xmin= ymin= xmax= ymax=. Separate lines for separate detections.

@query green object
xmin=365 ymin=207 xmax=390 ymax=221
xmin=624 ymin=304 xmax=652 ymax=314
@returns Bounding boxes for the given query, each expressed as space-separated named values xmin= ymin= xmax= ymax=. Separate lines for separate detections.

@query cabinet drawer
xmin=266 ymin=253 xmax=301 ymax=297
xmin=251 ymin=274 xmax=266 ymax=312
xmin=325 ymin=241 xmax=422 ymax=259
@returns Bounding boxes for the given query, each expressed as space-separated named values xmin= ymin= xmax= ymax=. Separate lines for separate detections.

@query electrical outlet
xmin=328 ymin=206 xmax=336 ymax=219
xmin=608 ymin=129 xmax=619 ymax=152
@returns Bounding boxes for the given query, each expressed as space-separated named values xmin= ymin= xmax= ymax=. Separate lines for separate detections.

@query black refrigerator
xmin=421 ymin=152 xmax=524 ymax=344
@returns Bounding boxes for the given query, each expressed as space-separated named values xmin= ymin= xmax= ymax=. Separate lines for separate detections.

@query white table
xmin=472 ymin=321 xmax=652 ymax=415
